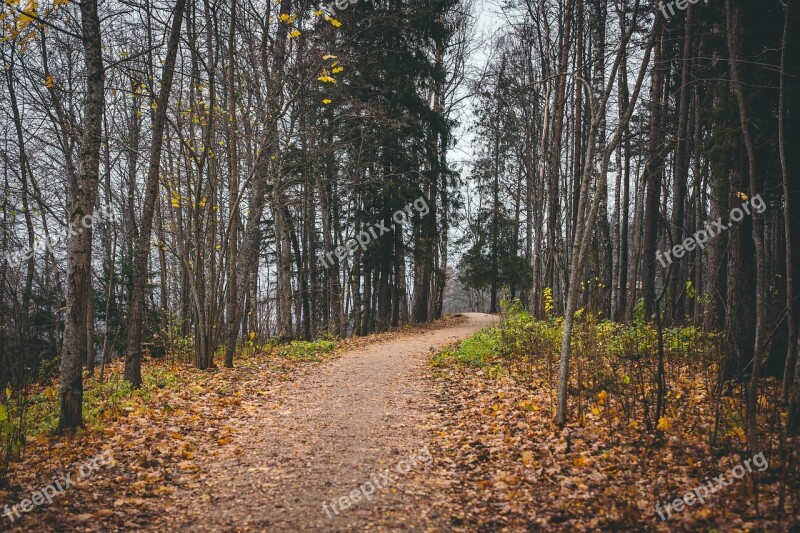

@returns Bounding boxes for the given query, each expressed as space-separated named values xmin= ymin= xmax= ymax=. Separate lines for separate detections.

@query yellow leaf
xmin=332 ymin=66 xmax=344 ymax=74
xmin=18 ymin=0 xmax=37 ymax=29
xmin=322 ymin=98 xmax=332 ymax=105
xmin=727 ymin=425 xmax=746 ymax=443
xmin=322 ymin=54 xmax=337 ymax=60
xmin=289 ymin=30 xmax=301 ymax=38
xmin=317 ymin=75 xmax=337 ymax=84
xmin=521 ymin=451 xmax=534 ymax=466
xmin=597 ymin=390 xmax=608 ymax=405
xmin=44 ymin=75 xmax=54 ymax=88
xmin=657 ymin=416 xmax=671 ymax=432
xmin=325 ymin=16 xmax=341 ymax=27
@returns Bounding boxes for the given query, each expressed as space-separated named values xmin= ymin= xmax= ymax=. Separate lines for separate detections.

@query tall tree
xmin=59 ymin=0 xmax=105 ymax=431
xmin=124 ymin=0 xmax=187 ymax=387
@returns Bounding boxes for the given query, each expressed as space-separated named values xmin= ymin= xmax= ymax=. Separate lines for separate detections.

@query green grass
xmin=11 ymin=364 xmax=185 ymax=439
xmin=433 ymin=327 xmax=500 ymax=368
xmin=276 ymin=339 xmax=337 ymax=361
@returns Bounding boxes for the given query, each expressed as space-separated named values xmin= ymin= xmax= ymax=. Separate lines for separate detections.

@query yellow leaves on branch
xmin=656 ymin=416 xmax=671 ymax=432
xmin=17 ymin=0 xmax=37 ymax=29
xmin=44 ymin=74 xmax=54 ymax=88
xmin=278 ymin=13 xmax=297 ymax=24
xmin=322 ymin=99 xmax=332 ymax=105
xmin=317 ymin=59 xmax=344 ymax=87
xmin=325 ymin=16 xmax=341 ymax=27
xmin=317 ymin=67 xmax=337 ymax=84
xmin=289 ymin=29 xmax=301 ymax=38
xmin=170 ymin=192 xmax=207 ymax=210
xmin=3 ymin=0 xmax=69 ymax=44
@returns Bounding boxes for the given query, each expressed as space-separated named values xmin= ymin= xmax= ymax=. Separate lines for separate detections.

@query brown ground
xmin=154 ymin=312 xmax=497 ymax=532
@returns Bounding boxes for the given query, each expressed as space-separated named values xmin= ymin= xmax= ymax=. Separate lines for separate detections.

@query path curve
xmin=163 ymin=313 xmax=497 ymax=532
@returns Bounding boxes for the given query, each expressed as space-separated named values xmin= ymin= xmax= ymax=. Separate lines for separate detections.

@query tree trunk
xmin=778 ymin=4 xmax=797 ymax=401
xmin=59 ymin=0 xmax=105 ymax=431
xmin=642 ymin=20 xmax=667 ymax=318
xmin=669 ymin=5 xmax=694 ymax=321
xmin=124 ymin=0 xmax=187 ymax=387
xmin=726 ymin=0 xmax=767 ymax=452
xmin=225 ymin=0 xmax=240 ymax=368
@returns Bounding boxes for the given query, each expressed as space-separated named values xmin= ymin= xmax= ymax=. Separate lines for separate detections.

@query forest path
xmin=161 ymin=312 xmax=497 ymax=532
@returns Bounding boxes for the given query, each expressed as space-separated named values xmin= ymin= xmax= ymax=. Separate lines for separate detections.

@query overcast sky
xmin=450 ymin=0 xmax=503 ymax=166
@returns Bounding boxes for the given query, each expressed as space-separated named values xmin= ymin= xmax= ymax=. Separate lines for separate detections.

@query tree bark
xmin=59 ymin=0 xmax=105 ymax=431
xmin=725 ymin=0 xmax=767 ymax=452
xmin=124 ymin=0 xmax=187 ymax=387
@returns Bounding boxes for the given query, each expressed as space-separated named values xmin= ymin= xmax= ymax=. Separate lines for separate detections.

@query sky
xmin=450 ymin=0 xmax=503 ymax=167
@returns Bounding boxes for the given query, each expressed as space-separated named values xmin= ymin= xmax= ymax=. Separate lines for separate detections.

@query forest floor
xmin=3 ymin=312 xmax=793 ymax=532
xmin=1 ymin=313 xmax=499 ymax=532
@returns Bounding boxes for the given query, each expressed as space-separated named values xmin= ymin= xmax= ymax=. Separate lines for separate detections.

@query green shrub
xmin=435 ymin=297 xmax=725 ymax=433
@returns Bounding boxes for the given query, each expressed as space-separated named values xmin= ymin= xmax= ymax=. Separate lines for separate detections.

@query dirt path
xmin=160 ymin=313 xmax=496 ymax=532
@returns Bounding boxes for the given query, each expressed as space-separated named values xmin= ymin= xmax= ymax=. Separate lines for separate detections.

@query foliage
xmin=428 ymin=326 xmax=790 ymax=531
xmin=276 ymin=340 xmax=337 ymax=362
xmin=433 ymin=327 xmax=500 ymax=369
xmin=457 ymin=212 xmax=533 ymax=296
xmin=447 ymin=300 xmax=730 ymax=439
